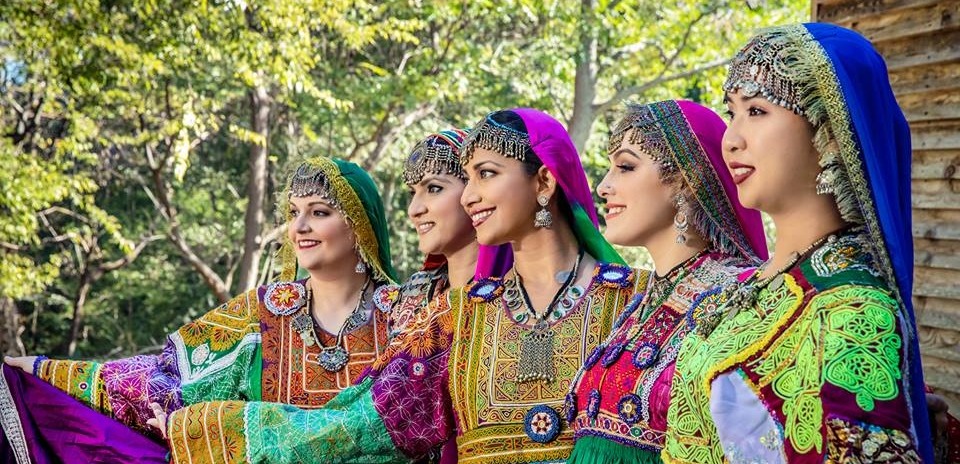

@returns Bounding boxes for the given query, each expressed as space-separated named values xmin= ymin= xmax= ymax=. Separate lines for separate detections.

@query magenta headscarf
xmin=611 ymin=100 xmax=767 ymax=262
xmin=467 ymin=108 xmax=625 ymax=277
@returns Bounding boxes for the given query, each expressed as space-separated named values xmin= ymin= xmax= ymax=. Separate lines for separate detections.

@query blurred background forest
xmin=0 ymin=0 xmax=803 ymax=359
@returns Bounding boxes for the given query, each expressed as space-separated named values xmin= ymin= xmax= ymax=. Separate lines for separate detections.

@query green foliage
xmin=2 ymin=0 xmax=804 ymax=357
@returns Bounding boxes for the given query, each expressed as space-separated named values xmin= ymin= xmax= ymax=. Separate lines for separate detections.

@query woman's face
xmin=461 ymin=148 xmax=541 ymax=246
xmin=597 ymin=131 xmax=677 ymax=247
xmin=407 ymin=173 xmax=476 ymax=256
xmin=722 ymin=90 xmax=820 ymax=214
xmin=287 ymin=195 xmax=359 ymax=273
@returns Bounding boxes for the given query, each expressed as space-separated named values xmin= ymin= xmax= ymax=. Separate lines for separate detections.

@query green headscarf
xmin=278 ymin=156 xmax=397 ymax=284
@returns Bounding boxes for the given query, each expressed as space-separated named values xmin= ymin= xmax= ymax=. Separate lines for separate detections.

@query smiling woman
xmin=160 ymin=108 xmax=645 ymax=464
xmin=1 ymin=156 xmax=399 ymax=463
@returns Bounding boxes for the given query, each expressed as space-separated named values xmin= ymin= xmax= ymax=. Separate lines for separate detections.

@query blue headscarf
xmin=726 ymin=22 xmax=930 ymax=461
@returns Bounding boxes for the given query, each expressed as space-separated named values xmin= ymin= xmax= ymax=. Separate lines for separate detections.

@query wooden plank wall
xmin=814 ymin=0 xmax=960 ymax=412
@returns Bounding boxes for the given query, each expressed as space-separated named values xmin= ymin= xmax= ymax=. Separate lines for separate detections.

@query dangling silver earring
xmin=816 ymin=165 xmax=836 ymax=195
xmin=354 ymin=251 xmax=367 ymax=274
xmin=534 ymin=195 xmax=553 ymax=229
xmin=673 ymin=194 xmax=689 ymax=244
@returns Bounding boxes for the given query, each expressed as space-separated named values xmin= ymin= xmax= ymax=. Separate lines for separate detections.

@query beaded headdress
xmin=459 ymin=112 xmax=532 ymax=166
xmin=607 ymin=102 xmax=682 ymax=179
xmin=723 ymin=24 xmax=861 ymax=226
xmin=402 ymin=129 xmax=469 ymax=185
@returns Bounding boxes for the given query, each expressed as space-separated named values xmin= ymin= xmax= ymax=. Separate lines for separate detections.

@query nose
xmin=596 ymin=170 xmax=614 ymax=198
xmin=461 ymin=179 xmax=479 ymax=210
xmin=408 ymin=193 xmax=427 ymax=220
xmin=722 ymin=123 xmax=746 ymax=158
xmin=293 ymin=212 xmax=310 ymax=233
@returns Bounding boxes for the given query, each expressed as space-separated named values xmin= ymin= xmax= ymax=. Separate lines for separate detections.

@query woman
xmin=2 ymin=156 xmax=399 ymax=460
xmin=397 ymin=128 xmax=511 ymax=464
xmin=663 ymin=23 xmax=931 ymax=463
xmin=566 ymin=99 xmax=767 ymax=464
xmin=393 ymin=128 xmax=509 ymax=339
xmin=160 ymin=108 xmax=645 ymax=464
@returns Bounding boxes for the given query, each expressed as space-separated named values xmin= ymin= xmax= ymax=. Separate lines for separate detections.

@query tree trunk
xmin=0 ymin=297 xmax=25 ymax=357
xmin=567 ymin=0 xmax=598 ymax=153
xmin=237 ymin=86 xmax=271 ymax=293
xmin=64 ymin=272 xmax=93 ymax=357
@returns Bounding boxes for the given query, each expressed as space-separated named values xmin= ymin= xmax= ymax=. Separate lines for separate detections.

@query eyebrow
xmin=289 ymin=200 xmax=332 ymax=208
xmin=471 ymin=160 xmax=505 ymax=170
xmin=418 ymin=175 xmax=454 ymax=186
xmin=610 ymin=147 xmax=642 ymax=161
xmin=723 ymin=92 xmax=758 ymax=104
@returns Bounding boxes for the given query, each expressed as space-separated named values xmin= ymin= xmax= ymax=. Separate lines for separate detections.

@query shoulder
xmin=372 ymin=282 xmax=401 ymax=313
xmin=174 ymin=287 xmax=262 ymax=351
xmin=463 ymin=276 xmax=506 ymax=303
xmin=260 ymin=281 xmax=307 ymax=316
xmin=799 ymin=233 xmax=886 ymax=292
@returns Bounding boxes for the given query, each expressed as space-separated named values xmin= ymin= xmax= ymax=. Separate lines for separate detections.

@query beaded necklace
xmin=505 ymin=249 xmax=585 ymax=384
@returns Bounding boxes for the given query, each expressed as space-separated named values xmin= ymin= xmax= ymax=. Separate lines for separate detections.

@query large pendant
xmin=317 ymin=345 xmax=349 ymax=372
xmin=518 ymin=320 xmax=555 ymax=383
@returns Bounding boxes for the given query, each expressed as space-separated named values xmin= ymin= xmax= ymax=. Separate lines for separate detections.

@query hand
xmin=927 ymin=392 xmax=950 ymax=437
xmin=4 ymin=356 xmax=38 ymax=375
xmin=146 ymin=402 xmax=168 ymax=438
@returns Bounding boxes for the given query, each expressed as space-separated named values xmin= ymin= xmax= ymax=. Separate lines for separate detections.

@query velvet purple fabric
xmin=0 ymin=364 xmax=167 ymax=464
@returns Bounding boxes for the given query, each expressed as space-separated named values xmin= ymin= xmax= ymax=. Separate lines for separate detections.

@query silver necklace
xmin=508 ymin=249 xmax=584 ymax=384
xmin=292 ymin=277 xmax=371 ymax=372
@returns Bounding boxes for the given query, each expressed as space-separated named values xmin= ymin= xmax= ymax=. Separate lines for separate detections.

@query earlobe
xmin=537 ymin=166 xmax=558 ymax=200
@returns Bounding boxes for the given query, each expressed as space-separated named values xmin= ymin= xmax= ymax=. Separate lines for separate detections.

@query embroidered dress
xmin=165 ymin=262 xmax=645 ymax=464
xmin=567 ymin=254 xmax=750 ymax=463
xmin=388 ymin=266 xmax=449 ymax=339
xmin=665 ymin=232 xmax=920 ymax=463
xmin=35 ymin=279 xmax=395 ymax=433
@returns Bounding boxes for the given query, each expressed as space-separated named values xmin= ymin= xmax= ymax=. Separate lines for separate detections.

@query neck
xmin=511 ymin=221 xmax=581 ymax=288
xmin=444 ymin=240 xmax=480 ymax=288
xmin=765 ymin=200 xmax=845 ymax=278
xmin=307 ymin=269 xmax=369 ymax=315
xmin=645 ymin=228 xmax=710 ymax=277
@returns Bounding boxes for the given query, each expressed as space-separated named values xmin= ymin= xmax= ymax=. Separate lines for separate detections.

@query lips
xmin=416 ymin=222 xmax=435 ymax=234
xmin=605 ymin=204 xmax=626 ymax=220
xmin=728 ymin=162 xmax=755 ymax=185
xmin=297 ymin=239 xmax=320 ymax=250
xmin=469 ymin=208 xmax=494 ymax=227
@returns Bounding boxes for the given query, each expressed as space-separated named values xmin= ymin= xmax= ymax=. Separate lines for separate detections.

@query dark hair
xmin=488 ymin=109 xmax=576 ymax=230
xmin=487 ymin=110 xmax=543 ymax=176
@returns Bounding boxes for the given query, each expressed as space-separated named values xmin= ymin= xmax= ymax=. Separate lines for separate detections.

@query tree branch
xmin=593 ymin=57 xmax=730 ymax=113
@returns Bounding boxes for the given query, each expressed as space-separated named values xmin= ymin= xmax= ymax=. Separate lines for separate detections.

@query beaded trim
xmin=0 ymin=370 xmax=30 ymax=464
xmin=460 ymin=112 xmax=531 ymax=166
xmin=403 ymin=130 xmax=468 ymax=185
